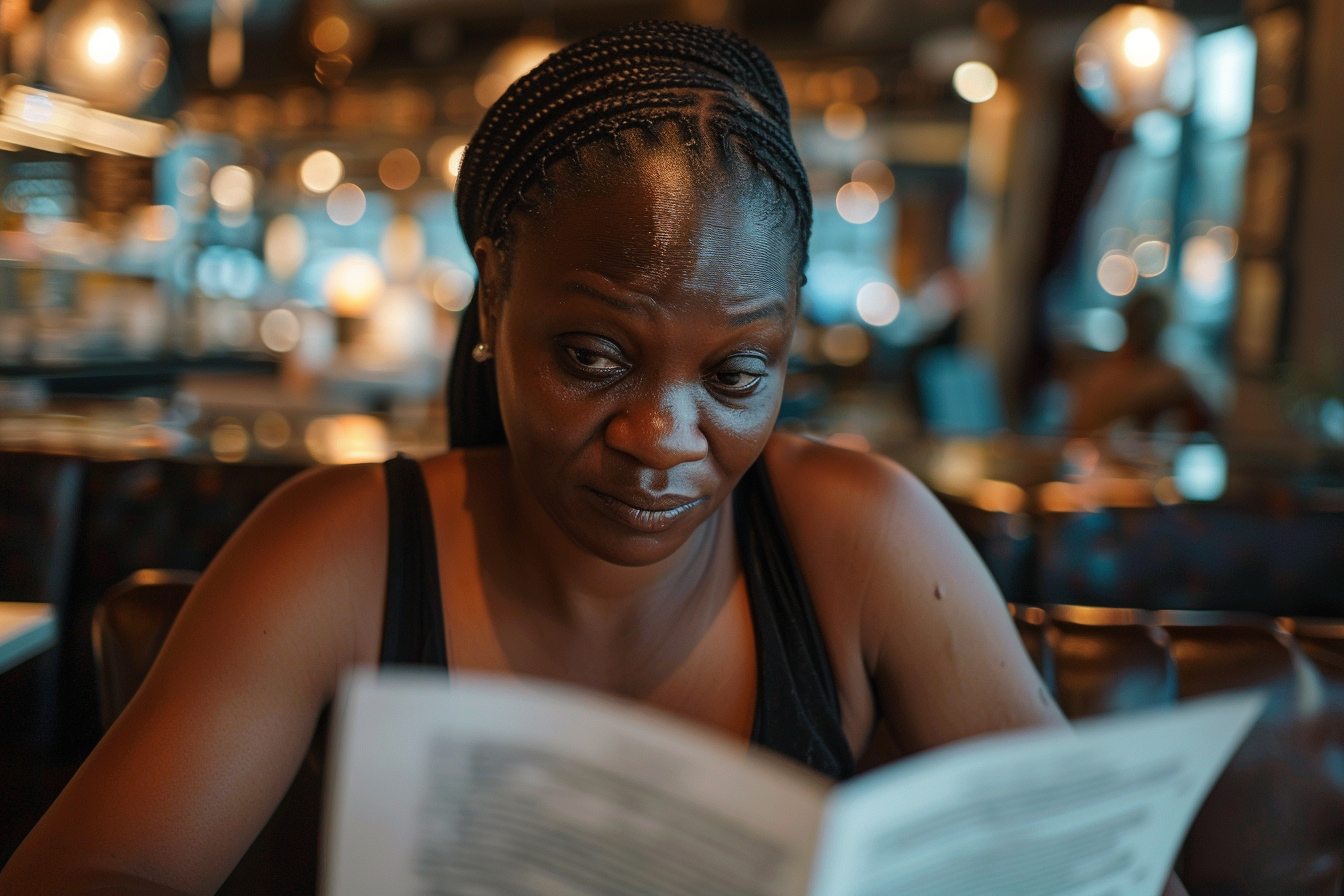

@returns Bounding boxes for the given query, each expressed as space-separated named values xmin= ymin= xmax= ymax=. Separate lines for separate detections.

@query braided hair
xmin=449 ymin=19 xmax=811 ymax=449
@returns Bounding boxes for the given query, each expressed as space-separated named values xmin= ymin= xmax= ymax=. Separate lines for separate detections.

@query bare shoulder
xmin=760 ymin=431 xmax=954 ymax=636
xmin=762 ymin=432 xmax=1061 ymax=751
xmin=763 ymin=431 xmax=932 ymax=531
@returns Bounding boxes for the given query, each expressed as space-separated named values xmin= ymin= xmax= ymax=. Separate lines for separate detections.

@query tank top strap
xmin=735 ymin=457 xmax=856 ymax=780
xmin=380 ymin=454 xmax=449 ymax=667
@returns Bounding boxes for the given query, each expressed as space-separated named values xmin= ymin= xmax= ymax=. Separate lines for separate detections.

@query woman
xmin=2 ymin=21 xmax=1067 ymax=895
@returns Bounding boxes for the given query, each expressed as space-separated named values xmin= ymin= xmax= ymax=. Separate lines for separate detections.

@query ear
xmin=472 ymin=236 xmax=505 ymax=348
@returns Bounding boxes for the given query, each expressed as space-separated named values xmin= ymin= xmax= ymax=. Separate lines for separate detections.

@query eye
xmin=708 ymin=358 xmax=768 ymax=395
xmin=564 ymin=346 xmax=624 ymax=373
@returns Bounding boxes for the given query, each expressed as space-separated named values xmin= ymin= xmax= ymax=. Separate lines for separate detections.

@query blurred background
xmin=2 ymin=0 xmax=1344 ymax=877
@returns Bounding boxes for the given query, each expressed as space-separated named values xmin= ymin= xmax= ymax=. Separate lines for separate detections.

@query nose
xmin=604 ymin=383 xmax=709 ymax=471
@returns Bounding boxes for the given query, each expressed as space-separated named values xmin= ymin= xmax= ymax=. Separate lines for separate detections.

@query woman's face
xmin=478 ymin=148 xmax=797 ymax=567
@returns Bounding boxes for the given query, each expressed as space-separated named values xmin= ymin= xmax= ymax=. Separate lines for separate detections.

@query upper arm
xmin=767 ymin=435 xmax=1062 ymax=758
xmin=0 ymin=463 xmax=388 ymax=896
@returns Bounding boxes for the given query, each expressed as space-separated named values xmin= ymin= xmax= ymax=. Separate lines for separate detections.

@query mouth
xmin=586 ymin=488 xmax=706 ymax=533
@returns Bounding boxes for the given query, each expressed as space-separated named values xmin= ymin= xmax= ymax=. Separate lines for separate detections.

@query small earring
xmin=471 ymin=342 xmax=493 ymax=363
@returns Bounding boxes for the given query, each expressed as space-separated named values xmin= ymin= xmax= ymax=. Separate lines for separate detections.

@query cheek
xmin=494 ymin=341 xmax=600 ymax=462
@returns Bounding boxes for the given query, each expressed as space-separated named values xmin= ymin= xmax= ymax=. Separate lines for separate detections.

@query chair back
xmin=90 ymin=569 xmax=198 ymax=729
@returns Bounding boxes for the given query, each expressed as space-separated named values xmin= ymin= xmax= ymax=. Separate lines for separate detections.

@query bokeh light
xmin=1180 ymin=235 xmax=1231 ymax=300
xmin=1097 ymin=250 xmax=1138 ymax=296
xmin=87 ymin=25 xmax=120 ymax=65
xmin=474 ymin=35 xmax=564 ymax=108
xmin=210 ymin=420 xmax=249 ymax=463
xmin=44 ymin=0 xmax=170 ymax=113
xmin=311 ymin=16 xmax=350 ymax=54
xmin=856 ymin=282 xmax=900 ymax=326
xmin=305 ymin=415 xmax=391 ymax=464
xmin=137 ymin=205 xmax=179 ymax=242
xmin=1123 ymin=27 xmax=1161 ymax=67
xmin=324 ymin=252 xmax=385 ymax=317
xmin=299 ymin=150 xmax=343 ymax=194
xmin=253 ymin=410 xmax=291 ymax=450
xmin=430 ymin=263 xmax=475 ymax=312
xmin=326 ymin=183 xmax=366 ymax=226
xmin=1131 ymin=239 xmax=1169 ymax=277
xmin=177 ymin=157 xmax=210 ymax=197
xmin=952 ymin=61 xmax=999 ymax=103
xmin=823 ymin=102 xmax=866 ymax=140
xmin=1081 ymin=307 xmax=1127 ymax=351
xmin=379 ymin=148 xmax=421 ymax=190
xmin=380 ymin=214 xmax=426 ymax=281
xmin=836 ymin=182 xmax=880 ymax=224
xmin=264 ymin=214 xmax=307 ymax=281
xmin=820 ymin=323 xmax=869 ymax=366
xmin=210 ymin=165 xmax=254 ymax=214
xmin=851 ymin=160 xmax=896 ymax=202
xmin=1174 ymin=438 xmax=1227 ymax=501
xmin=259 ymin=308 xmax=301 ymax=353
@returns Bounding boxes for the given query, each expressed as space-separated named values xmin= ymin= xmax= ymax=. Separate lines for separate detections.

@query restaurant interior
xmin=1 ymin=0 xmax=1343 ymax=891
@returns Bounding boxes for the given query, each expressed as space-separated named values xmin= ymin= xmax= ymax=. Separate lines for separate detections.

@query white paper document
xmin=322 ymin=670 xmax=1264 ymax=896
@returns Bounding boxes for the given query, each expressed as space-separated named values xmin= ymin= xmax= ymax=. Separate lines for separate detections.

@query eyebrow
xmin=565 ymin=280 xmax=787 ymax=328
xmin=726 ymin=302 xmax=787 ymax=327
xmin=562 ymin=280 xmax=657 ymax=322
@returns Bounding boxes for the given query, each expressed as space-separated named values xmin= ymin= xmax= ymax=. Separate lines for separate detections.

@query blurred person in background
xmin=1067 ymin=290 xmax=1212 ymax=436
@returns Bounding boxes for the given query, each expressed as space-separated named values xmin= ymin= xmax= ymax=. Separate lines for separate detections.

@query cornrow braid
xmin=449 ymin=19 xmax=810 ymax=449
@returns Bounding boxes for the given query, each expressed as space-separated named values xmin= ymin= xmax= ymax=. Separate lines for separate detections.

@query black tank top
xmin=380 ymin=454 xmax=855 ymax=780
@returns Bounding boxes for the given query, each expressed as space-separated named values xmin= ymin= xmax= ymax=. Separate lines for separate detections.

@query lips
xmin=586 ymin=488 xmax=706 ymax=533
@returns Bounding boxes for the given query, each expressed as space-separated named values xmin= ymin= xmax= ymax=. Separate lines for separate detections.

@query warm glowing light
xmin=431 ymin=264 xmax=474 ymax=312
xmin=836 ymin=182 xmax=880 ymax=224
xmin=952 ymin=61 xmax=998 ymax=103
xmin=1073 ymin=6 xmax=1196 ymax=129
xmin=1131 ymin=239 xmax=1169 ymax=277
xmin=210 ymin=420 xmax=249 ymax=463
xmin=87 ymin=24 xmax=120 ymax=64
xmin=475 ymin=35 xmax=564 ymax=108
xmin=299 ymin=150 xmax=343 ymax=194
xmin=326 ymin=183 xmax=366 ymax=226
xmin=1181 ymin=234 xmax=1232 ymax=300
xmin=210 ymin=165 xmax=254 ymax=213
xmin=259 ymin=308 xmax=301 ymax=353
xmin=823 ymin=102 xmax=866 ymax=140
xmin=380 ymin=214 xmax=426 ymax=281
xmin=1123 ymin=27 xmax=1161 ymax=67
xmin=137 ymin=205 xmax=178 ymax=242
xmin=253 ymin=410 xmax=291 ymax=450
xmin=851 ymin=160 xmax=895 ymax=202
xmin=441 ymin=144 xmax=466 ymax=188
xmin=311 ymin=16 xmax=350 ymax=54
xmin=1096 ymin=250 xmax=1138 ymax=296
xmin=820 ymin=323 xmax=869 ymax=366
xmin=379 ymin=148 xmax=420 ymax=190
xmin=324 ymin=252 xmax=385 ymax=317
xmin=856 ymin=282 xmax=900 ymax=326
xmin=972 ymin=479 xmax=1027 ymax=514
xmin=264 ymin=214 xmax=307 ymax=281
xmin=305 ymin=415 xmax=391 ymax=464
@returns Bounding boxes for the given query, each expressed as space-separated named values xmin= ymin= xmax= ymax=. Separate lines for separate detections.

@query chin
xmin=566 ymin=514 xmax=704 ymax=567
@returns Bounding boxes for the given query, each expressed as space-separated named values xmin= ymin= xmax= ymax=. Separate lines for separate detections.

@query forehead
xmin=510 ymin=146 xmax=796 ymax=308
